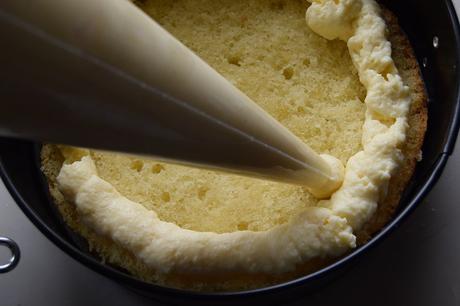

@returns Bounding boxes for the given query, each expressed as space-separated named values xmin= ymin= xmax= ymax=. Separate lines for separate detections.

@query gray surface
xmin=1 ymin=3 xmax=460 ymax=306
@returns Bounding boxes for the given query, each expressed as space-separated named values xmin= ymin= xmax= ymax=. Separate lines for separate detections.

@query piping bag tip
xmin=308 ymin=154 xmax=344 ymax=199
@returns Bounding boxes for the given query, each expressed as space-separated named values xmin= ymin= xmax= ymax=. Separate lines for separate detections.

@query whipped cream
xmin=308 ymin=0 xmax=411 ymax=229
xmin=57 ymin=0 xmax=411 ymax=274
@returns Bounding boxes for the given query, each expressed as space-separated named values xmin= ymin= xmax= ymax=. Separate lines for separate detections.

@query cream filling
xmin=56 ymin=0 xmax=411 ymax=274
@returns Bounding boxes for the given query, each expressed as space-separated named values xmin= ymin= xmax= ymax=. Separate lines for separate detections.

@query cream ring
xmin=57 ymin=0 xmax=411 ymax=274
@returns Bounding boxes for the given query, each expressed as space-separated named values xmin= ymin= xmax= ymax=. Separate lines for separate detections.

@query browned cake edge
xmin=39 ymin=7 xmax=428 ymax=291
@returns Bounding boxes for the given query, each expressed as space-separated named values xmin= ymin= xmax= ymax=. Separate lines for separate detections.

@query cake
xmin=40 ymin=0 xmax=427 ymax=291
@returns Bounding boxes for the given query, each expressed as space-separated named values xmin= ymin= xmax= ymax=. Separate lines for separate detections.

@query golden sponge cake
xmin=40 ymin=0 xmax=427 ymax=291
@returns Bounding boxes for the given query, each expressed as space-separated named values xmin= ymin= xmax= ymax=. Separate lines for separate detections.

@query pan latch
xmin=0 ymin=236 xmax=20 ymax=273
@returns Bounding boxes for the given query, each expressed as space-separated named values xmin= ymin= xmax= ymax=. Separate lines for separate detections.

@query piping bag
xmin=0 ymin=0 xmax=343 ymax=198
